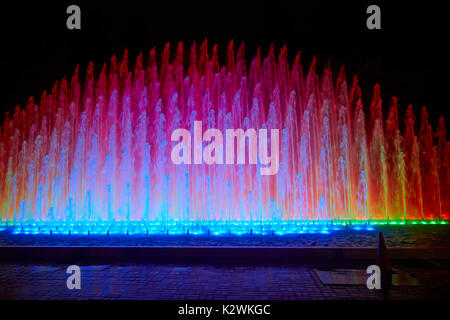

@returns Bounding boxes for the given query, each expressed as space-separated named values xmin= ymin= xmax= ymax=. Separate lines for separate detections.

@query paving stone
xmin=0 ymin=262 xmax=448 ymax=299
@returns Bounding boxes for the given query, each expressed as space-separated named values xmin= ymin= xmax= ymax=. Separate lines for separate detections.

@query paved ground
xmin=1 ymin=260 xmax=449 ymax=300
xmin=1 ymin=225 xmax=448 ymax=300
xmin=1 ymin=225 xmax=450 ymax=247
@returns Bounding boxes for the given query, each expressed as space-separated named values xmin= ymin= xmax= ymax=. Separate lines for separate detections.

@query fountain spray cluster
xmin=0 ymin=40 xmax=448 ymax=235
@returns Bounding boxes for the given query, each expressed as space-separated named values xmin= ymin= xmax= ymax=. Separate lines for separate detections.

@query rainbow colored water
xmin=0 ymin=41 xmax=448 ymax=235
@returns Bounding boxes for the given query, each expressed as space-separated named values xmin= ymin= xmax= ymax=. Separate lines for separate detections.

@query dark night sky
xmin=0 ymin=0 xmax=448 ymax=130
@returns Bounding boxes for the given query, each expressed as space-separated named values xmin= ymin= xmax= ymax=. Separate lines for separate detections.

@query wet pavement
xmin=0 ymin=260 xmax=449 ymax=300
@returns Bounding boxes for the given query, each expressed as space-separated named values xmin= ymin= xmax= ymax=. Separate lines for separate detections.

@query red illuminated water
xmin=0 ymin=41 xmax=448 ymax=226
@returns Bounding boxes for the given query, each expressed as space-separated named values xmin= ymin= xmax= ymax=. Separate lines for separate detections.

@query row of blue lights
xmin=0 ymin=220 xmax=380 ymax=235
xmin=1 ymin=220 xmax=447 ymax=236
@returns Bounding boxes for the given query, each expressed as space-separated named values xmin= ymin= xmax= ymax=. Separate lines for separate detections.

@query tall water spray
xmin=0 ymin=41 xmax=448 ymax=235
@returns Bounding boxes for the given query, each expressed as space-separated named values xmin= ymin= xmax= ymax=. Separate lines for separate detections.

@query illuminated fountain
xmin=0 ymin=41 xmax=448 ymax=235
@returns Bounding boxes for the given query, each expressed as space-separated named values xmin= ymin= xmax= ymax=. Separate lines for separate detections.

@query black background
xmin=0 ymin=300 xmax=438 ymax=319
xmin=0 ymin=0 xmax=448 ymax=130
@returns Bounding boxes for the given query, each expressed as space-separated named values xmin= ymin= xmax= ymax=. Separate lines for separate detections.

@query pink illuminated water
xmin=0 ymin=41 xmax=448 ymax=231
